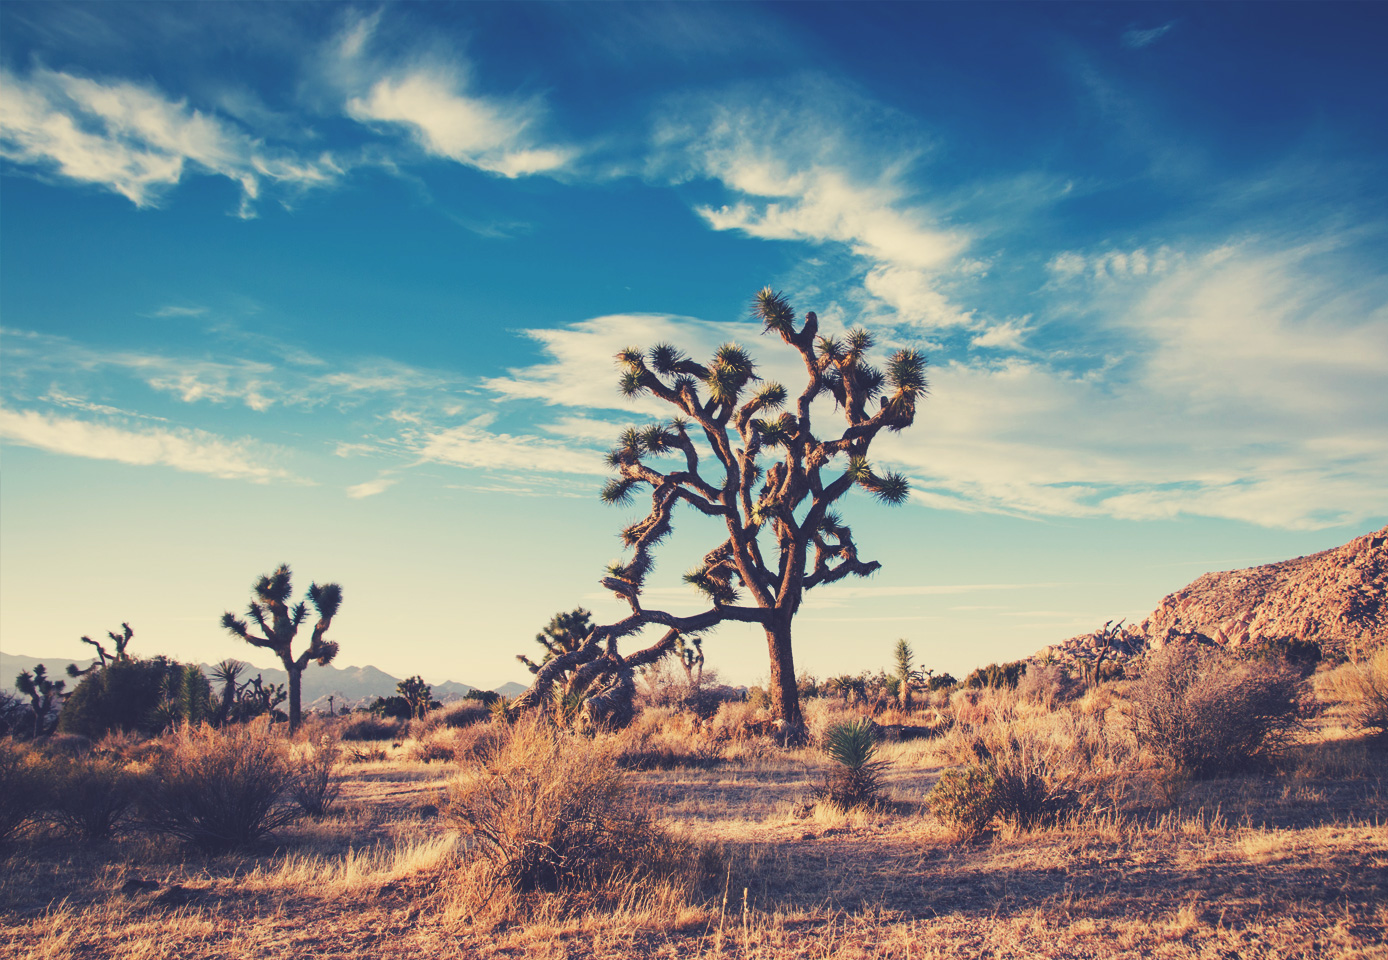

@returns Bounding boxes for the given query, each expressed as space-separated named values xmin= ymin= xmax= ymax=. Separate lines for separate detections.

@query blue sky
xmin=2 ymin=2 xmax=1385 ymax=689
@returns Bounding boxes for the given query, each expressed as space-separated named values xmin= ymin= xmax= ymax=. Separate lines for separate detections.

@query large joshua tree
xmin=220 ymin=564 xmax=342 ymax=732
xmin=516 ymin=288 xmax=926 ymax=730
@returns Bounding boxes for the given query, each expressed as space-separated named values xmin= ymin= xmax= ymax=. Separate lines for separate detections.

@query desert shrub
xmin=141 ymin=721 xmax=299 ymax=851
xmin=348 ymin=745 xmax=388 ymax=763
xmin=1316 ymin=647 xmax=1388 ymax=737
xmin=982 ymin=734 xmax=1081 ymax=829
xmin=0 ymin=742 xmax=50 ymax=842
xmin=705 ymin=701 xmax=768 ymax=742
xmin=340 ymin=714 xmax=404 ymax=741
xmin=964 ymin=660 xmax=1028 ymax=690
xmin=1130 ymin=645 xmax=1300 ymax=778
xmin=464 ymin=689 xmax=501 ymax=706
xmin=289 ymin=734 xmax=342 ymax=818
xmin=447 ymin=717 xmax=693 ymax=894
xmin=802 ymin=698 xmax=860 ymax=747
xmin=612 ymin=709 xmax=720 ymax=770
xmin=815 ymin=718 xmax=885 ymax=809
xmin=927 ymin=766 xmax=998 ymax=840
xmin=438 ymin=700 xmax=489 ymax=729
xmin=46 ymin=755 xmax=140 ymax=842
xmin=927 ymin=673 xmax=958 ymax=692
xmin=407 ymin=729 xmax=458 ymax=763
xmin=57 ymin=657 xmax=194 ymax=739
xmin=409 ymin=700 xmax=490 ymax=740
xmin=1249 ymin=637 xmax=1322 ymax=676
xmin=1015 ymin=663 xmax=1079 ymax=707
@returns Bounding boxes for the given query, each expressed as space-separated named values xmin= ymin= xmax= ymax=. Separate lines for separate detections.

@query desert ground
xmin=3 ymin=668 xmax=1386 ymax=960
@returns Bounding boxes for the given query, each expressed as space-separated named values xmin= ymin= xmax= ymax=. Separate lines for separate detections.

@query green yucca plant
xmin=817 ymin=718 xmax=886 ymax=809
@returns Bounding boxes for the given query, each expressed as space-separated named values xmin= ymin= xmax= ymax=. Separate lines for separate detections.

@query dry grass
xmin=2 ymin=690 xmax=1386 ymax=960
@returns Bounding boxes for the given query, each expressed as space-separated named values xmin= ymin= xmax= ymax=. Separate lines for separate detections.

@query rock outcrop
xmin=1039 ymin=525 xmax=1388 ymax=667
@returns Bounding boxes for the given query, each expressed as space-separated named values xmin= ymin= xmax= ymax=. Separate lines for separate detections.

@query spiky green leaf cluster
xmin=753 ymin=287 xmax=796 ymax=334
xmin=600 ymin=477 xmax=636 ymax=504
xmin=683 ymin=563 xmax=738 ymax=603
xmin=752 ymin=412 xmax=796 ymax=447
xmin=823 ymin=717 xmax=878 ymax=771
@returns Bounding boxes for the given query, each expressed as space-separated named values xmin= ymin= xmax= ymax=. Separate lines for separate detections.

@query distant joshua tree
xmin=67 ymin=622 xmax=135 ymax=678
xmin=15 ymin=664 xmax=66 ymax=738
xmin=516 ymin=287 xmax=927 ymax=732
xmin=220 ymin=564 xmax=342 ymax=731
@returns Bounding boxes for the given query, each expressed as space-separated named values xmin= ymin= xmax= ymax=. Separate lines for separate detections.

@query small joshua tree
xmin=211 ymin=659 xmax=247 ymax=726
xmin=16 ymin=664 xmax=65 ymax=738
xmin=892 ymin=639 xmax=925 ymax=710
xmin=67 ymin=623 xmax=135 ymax=678
xmin=517 ymin=288 xmax=927 ymax=731
xmin=221 ymin=565 xmax=342 ymax=732
xmin=396 ymin=676 xmax=438 ymax=720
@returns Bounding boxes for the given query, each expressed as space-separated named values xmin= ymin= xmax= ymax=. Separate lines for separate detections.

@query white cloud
xmin=484 ymin=234 xmax=1387 ymax=531
xmin=347 ymin=476 xmax=397 ymax=499
xmin=0 ymin=66 xmax=341 ymax=214
xmin=414 ymin=421 xmax=606 ymax=476
xmin=332 ymin=18 xmax=573 ymax=178
xmin=2 ymin=330 xmax=463 ymax=415
xmin=658 ymin=87 xmax=974 ymax=331
xmin=875 ymin=237 xmax=1388 ymax=530
xmin=0 ymin=407 xmax=302 ymax=483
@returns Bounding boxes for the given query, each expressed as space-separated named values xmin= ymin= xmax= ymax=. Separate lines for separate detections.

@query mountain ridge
xmin=1 ymin=651 xmax=525 ymax=710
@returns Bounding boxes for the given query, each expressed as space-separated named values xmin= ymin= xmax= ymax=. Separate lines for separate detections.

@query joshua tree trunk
xmin=765 ymin=618 xmax=802 ymax=728
xmin=284 ymin=660 xmax=303 ymax=730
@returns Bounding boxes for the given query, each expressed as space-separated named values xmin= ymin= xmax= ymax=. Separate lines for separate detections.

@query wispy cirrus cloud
xmin=0 ymin=406 xmax=303 ymax=483
xmin=413 ymin=418 xmax=605 ymax=476
xmin=0 ymin=65 xmax=342 ymax=215
xmin=2 ymin=328 xmax=464 ymax=414
xmin=329 ymin=12 xmax=575 ymax=178
xmin=656 ymin=83 xmax=980 ymax=333
xmin=1122 ymin=23 xmax=1176 ymax=50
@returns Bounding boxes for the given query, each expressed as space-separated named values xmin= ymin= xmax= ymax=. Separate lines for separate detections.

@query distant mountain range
xmin=1 ymin=651 xmax=527 ymax=710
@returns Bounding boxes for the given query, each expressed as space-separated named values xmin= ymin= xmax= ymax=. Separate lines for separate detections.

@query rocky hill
xmin=1038 ymin=524 xmax=1388 ymax=667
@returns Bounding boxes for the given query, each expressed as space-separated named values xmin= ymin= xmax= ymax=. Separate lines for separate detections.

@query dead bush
xmin=0 ymin=742 xmax=49 ymax=842
xmin=982 ymin=734 xmax=1081 ymax=830
xmin=141 ymin=721 xmax=300 ymax=851
xmin=1315 ymin=647 xmax=1388 ymax=738
xmin=340 ymin=714 xmax=405 ymax=741
xmin=47 ymin=755 xmax=140 ymax=842
xmin=1130 ymin=645 xmax=1300 ymax=778
xmin=1015 ymin=663 xmax=1079 ymax=707
xmin=611 ymin=708 xmax=720 ymax=770
xmin=447 ymin=716 xmax=700 ymax=896
xmin=289 ymin=734 xmax=342 ymax=818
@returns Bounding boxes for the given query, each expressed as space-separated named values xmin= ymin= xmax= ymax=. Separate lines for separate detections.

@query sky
xmin=2 ymin=2 xmax=1385 ymax=691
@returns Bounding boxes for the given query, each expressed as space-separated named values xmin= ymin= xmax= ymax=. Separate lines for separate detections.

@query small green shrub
xmin=963 ymin=660 xmax=1028 ymax=690
xmin=927 ymin=766 xmax=998 ymax=840
xmin=815 ymin=718 xmax=885 ymax=808
xmin=58 ymin=657 xmax=192 ymax=739
xmin=141 ymin=722 xmax=299 ymax=851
